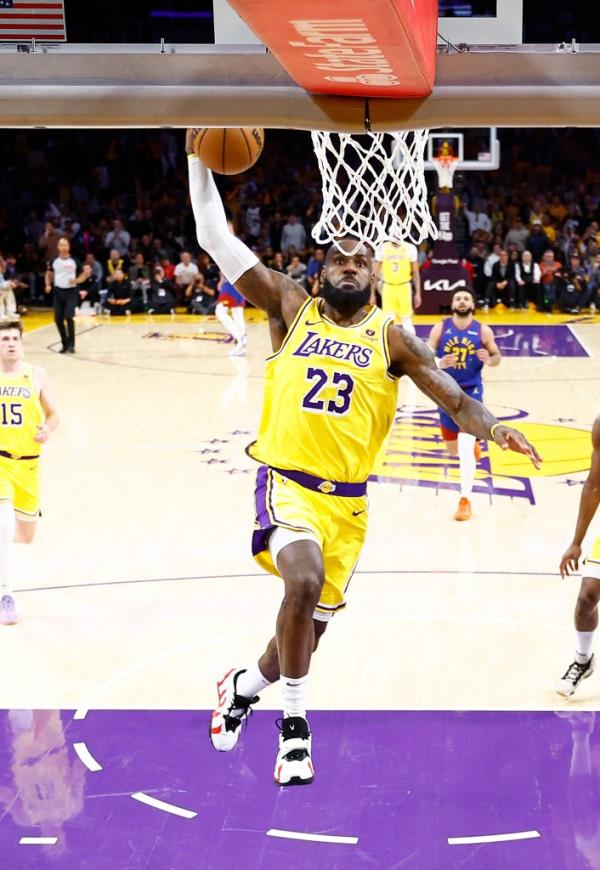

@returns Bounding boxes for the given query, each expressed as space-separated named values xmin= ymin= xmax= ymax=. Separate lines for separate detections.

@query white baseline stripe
xmin=267 ymin=829 xmax=358 ymax=845
xmin=73 ymin=741 xmax=102 ymax=772
xmin=20 ymin=837 xmax=58 ymax=845
xmin=131 ymin=792 xmax=197 ymax=819
xmin=448 ymin=830 xmax=540 ymax=845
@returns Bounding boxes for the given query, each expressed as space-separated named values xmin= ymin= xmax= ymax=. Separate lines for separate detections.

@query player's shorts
xmin=252 ymin=465 xmax=368 ymax=621
xmin=439 ymin=383 xmax=483 ymax=441
xmin=217 ymin=284 xmax=246 ymax=308
xmin=381 ymin=281 xmax=413 ymax=320
xmin=0 ymin=454 xmax=40 ymax=521
xmin=583 ymin=536 xmax=600 ymax=579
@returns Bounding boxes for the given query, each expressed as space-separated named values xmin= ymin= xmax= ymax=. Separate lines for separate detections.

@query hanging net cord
xmin=311 ymin=130 xmax=437 ymax=255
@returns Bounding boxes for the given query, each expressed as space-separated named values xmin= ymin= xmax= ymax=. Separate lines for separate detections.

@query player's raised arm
xmin=387 ymin=325 xmax=541 ymax=467
xmin=560 ymin=417 xmax=600 ymax=577
xmin=185 ymin=129 xmax=307 ymax=337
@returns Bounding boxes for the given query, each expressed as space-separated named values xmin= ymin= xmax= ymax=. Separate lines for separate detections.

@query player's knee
xmin=15 ymin=523 xmax=35 ymax=544
xmin=577 ymin=581 xmax=600 ymax=611
xmin=286 ymin=571 xmax=324 ymax=612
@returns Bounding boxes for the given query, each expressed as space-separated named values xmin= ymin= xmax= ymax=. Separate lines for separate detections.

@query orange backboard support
xmin=226 ymin=0 xmax=438 ymax=98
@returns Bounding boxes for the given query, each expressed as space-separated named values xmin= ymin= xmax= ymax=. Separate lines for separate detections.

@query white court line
xmin=73 ymin=741 xmax=103 ymax=772
xmin=448 ymin=830 xmax=540 ymax=845
xmin=131 ymin=792 xmax=197 ymax=819
xmin=566 ymin=322 xmax=593 ymax=358
xmin=267 ymin=829 xmax=358 ymax=845
xmin=19 ymin=837 xmax=58 ymax=845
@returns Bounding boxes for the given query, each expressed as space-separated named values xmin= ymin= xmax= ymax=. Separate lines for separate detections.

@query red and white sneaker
xmin=209 ymin=668 xmax=259 ymax=752
xmin=274 ymin=716 xmax=314 ymax=786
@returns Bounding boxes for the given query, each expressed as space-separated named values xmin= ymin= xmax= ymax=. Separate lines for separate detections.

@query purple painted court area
xmin=415 ymin=323 xmax=589 ymax=356
xmin=1 ymin=709 xmax=598 ymax=869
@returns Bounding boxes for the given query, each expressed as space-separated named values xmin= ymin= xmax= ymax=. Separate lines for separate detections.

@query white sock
xmin=231 ymin=306 xmax=246 ymax=341
xmin=401 ymin=316 xmax=416 ymax=335
xmin=281 ymin=673 xmax=309 ymax=719
xmin=575 ymin=631 xmax=594 ymax=664
xmin=0 ymin=502 xmax=16 ymax=596
xmin=458 ymin=431 xmax=477 ymax=498
xmin=215 ymin=302 xmax=240 ymax=341
xmin=236 ymin=664 xmax=273 ymax=699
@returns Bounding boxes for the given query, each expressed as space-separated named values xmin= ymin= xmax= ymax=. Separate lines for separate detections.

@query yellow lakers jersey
xmin=0 ymin=363 xmax=44 ymax=457
xmin=251 ymin=298 xmax=398 ymax=483
xmin=380 ymin=241 xmax=414 ymax=285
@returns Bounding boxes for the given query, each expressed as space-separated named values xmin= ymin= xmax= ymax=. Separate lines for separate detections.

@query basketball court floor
xmin=0 ymin=307 xmax=599 ymax=868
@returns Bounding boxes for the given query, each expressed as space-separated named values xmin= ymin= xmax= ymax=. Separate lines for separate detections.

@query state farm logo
xmin=289 ymin=19 xmax=401 ymax=88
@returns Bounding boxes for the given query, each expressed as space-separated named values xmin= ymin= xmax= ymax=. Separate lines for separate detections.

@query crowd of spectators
xmin=1 ymin=128 xmax=600 ymax=317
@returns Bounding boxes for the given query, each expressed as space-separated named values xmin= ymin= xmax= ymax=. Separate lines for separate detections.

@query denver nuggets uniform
xmin=377 ymin=240 xmax=418 ymax=320
xmin=436 ymin=318 xmax=484 ymax=439
xmin=250 ymin=297 xmax=398 ymax=619
xmin=0 ymin=363 xmax=44 ymax=520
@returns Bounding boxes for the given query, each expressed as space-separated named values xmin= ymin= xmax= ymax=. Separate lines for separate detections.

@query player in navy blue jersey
xmin=427 ymin=288 xmax=501 ymax=520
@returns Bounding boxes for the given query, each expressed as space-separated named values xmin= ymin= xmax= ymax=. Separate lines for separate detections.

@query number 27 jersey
xmin=251 ymin=298 xmax=398 ymax=484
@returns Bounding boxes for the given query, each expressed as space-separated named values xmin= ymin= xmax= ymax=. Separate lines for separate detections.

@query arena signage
xmin=227 ymin=1 xmax=437 ymax=98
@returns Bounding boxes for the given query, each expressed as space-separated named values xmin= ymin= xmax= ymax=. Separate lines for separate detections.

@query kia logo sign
xmin=423 ymin=279 xmax=468 ymax=292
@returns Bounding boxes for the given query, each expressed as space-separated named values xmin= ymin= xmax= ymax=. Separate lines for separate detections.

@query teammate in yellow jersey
xmin=186 ymin=129 xmax=541 ymax=787
xmin=373 ymin=237 xmax=421 ymax=335
xmin=0 ymin=321 xmax=59 ymax=626
xmin=558 ymin=415 xmax=600 ymax=697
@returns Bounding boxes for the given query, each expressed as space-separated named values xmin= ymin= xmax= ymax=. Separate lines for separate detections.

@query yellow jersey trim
xmin=265 ymin=296 xmax=312 ymax=362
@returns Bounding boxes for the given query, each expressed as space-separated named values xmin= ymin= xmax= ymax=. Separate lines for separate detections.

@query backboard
xmin=424 ymin=128 xmax=500 ymax=172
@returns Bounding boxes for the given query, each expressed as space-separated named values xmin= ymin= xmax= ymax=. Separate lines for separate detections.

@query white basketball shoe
xmin=209 ymin=668 xmax=259 ymax=751
xmin=274 ymin=716 xmax=314 ymax=786
xmin=556 ymin=653 xmax=595 ymax=698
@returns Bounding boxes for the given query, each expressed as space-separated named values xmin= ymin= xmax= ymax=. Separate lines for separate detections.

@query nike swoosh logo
xmin=305 ymin=320 xmax=323 ymax=326
xmin=352 ymin=509 xmax=366 ymax=516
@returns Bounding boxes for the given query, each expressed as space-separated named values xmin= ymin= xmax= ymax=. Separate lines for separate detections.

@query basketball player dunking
xmin=427 ymin=288 xmax=501 ymax=521
xmin=186 ymin=130 xmax=540 ymax=786
xmin=558 ymin=415 xmax=600 ymax=697
xmin=0 ymin=321 xmax=58 ymax=625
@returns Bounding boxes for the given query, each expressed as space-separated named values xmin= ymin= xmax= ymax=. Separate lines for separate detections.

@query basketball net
xmin=311 ymin=130 xmax=437 ymax=255
xmin=432 ymin=154 xmax=458 ymax=191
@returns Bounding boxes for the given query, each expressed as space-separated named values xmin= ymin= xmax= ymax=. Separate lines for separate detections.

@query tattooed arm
xmin=387 ymin=324 xmax=541 ymax=466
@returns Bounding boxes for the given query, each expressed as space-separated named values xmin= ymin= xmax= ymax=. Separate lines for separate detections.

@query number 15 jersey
xmin=251 ymin=298 xmax=398 ymax=484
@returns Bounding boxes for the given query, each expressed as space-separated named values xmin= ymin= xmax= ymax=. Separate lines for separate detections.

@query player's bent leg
xmin=556 ymin=576 xmax=600 ymax=697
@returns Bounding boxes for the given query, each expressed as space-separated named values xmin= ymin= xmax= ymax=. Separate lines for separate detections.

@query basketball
xmin=193 ymin=127 xmax=264 ymax=175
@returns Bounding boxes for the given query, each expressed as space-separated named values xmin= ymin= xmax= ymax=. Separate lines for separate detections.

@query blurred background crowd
xmin=2 ymin=127 xmax=600 ymax=317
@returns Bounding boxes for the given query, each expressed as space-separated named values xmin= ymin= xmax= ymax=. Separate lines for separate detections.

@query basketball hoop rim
xmin=432 ymin=155 xmax=459 ymax=168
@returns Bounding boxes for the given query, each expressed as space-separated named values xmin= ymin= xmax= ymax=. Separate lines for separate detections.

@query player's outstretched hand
xmin=560 ymin=542 xmax=581 ymax=578
xmin=491 ymin=424 xmax=542 ymax=469
xmin=185 ymin=128 xmax=201 ymax=156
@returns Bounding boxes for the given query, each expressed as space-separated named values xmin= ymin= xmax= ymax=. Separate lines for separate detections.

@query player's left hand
xmin=413 ymin=294 xmax=422 ymax=310
xmin=491 ymin=425 xmax=542 ymax=469
xmin=34 ymin=423 xmax=49 ymax=444
xmin=476 ymin=348 xmax=490 ymax=364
